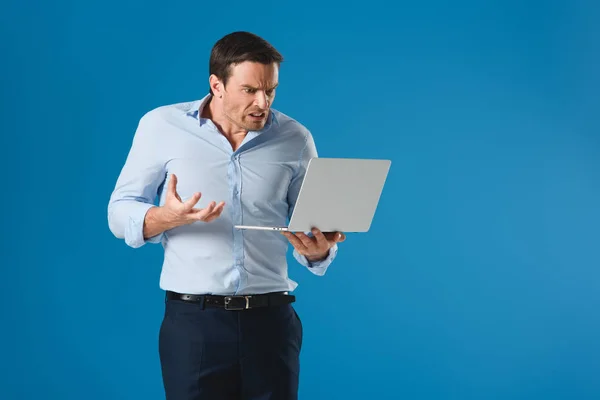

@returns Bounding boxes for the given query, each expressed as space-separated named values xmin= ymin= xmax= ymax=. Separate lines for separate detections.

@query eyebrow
xmin=241 ymin=84 xmax=279 ymax=91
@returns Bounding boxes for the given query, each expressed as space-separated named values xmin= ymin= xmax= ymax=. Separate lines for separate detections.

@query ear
xmin=209 ymin=74 xmax=223 ymax=97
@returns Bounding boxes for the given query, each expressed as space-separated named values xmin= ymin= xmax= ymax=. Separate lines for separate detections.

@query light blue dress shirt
xmin=107 ymin=95 xmax=338 ymax=295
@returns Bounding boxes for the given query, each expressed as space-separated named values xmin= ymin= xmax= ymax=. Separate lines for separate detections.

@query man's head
xmin=208 ymin=31 xmax=283 ymax=131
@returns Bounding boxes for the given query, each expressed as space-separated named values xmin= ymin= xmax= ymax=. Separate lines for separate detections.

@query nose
xmin=255 ymin=91 xmax=269 ymax=110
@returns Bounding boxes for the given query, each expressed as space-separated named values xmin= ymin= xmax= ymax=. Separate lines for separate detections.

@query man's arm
xmin=286 ymin=129 xmax=340 ymax=275
xmin=107 ymin=111 xmax=168 ymax=248
xmin=142 ymin=206 xmax=180 ymax=240
xmin=107 ymin=111 xmax=226 ymax=247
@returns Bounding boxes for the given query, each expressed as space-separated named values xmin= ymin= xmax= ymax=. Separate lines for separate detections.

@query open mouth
xmin=248 ymin=112 xmax=266 ymax=120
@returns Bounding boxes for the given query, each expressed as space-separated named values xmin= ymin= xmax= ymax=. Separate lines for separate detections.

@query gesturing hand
xmin=281 ymin=228 xmax=346 ymax=262
xmin=161 ymin=174 xmax=226 ymax=226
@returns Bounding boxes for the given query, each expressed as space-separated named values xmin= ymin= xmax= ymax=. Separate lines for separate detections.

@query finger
xmin=281 ymin=232 xmax=308 ymax=252
xmin=170 ymin=175 xmax=182 ymax=202
xmin=182 ymin=192 xmax=202 ymax=210
xmin=204 ymin=213 xmax=222 ymax=223
xmin=296 ymin=232 xmax=316 ymax=249
xmin=167 ymin=174 xmax=178 ymax=200
xmin=191 ymin=201 xmax=216 ymax=219
xmin=311 ymin=228 xmax=330 ymax=248
xmin=210 ymin=201 xmax=226 ymax=215
xmin=325 ymin=231 xmax=346 ymax=243
xmin=201 ymin=201 xmax=226 ymax=222
xmin=190 ymin=201 xmax=216 ymax=217
xmin=336 ymin=232 xmax=346 ymax=242
xmin=193 ymin=201 xmax=222 ymax=214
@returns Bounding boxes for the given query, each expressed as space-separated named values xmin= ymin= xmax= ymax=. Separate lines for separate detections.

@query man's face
xmin=220 ymin=61 xmax=279 ymax=131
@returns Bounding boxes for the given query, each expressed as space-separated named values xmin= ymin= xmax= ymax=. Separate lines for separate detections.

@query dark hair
xmin=209 ymin=31 xmax=284 ymax=94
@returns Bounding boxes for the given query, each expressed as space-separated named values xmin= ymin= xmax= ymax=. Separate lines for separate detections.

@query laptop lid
xmin=288 ymin=157 xmax=391 ymax=233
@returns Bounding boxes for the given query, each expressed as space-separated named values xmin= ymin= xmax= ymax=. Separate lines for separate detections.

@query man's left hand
xmin=281 ymin=228 xmax=346 ymax=262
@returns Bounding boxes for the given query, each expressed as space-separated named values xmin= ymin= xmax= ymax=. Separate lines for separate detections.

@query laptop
xmin=234 ymin=157 xmax=391 ymax=232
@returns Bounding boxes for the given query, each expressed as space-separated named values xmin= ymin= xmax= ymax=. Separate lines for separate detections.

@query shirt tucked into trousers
xmin=107 ymin=95 xmax=337 ymax=400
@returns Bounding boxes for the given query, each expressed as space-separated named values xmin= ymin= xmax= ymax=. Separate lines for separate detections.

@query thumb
xmin=167 ymin=174 xmax=178 ymax=197
xmin=336 ymin=232 xmax=346 ymax=242
xmin=168 ymin=174 xmax=185 ymax=203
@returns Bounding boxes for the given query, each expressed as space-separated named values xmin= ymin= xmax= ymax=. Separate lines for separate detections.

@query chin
xmin=241 ymin=120 xmax=266 ymax=130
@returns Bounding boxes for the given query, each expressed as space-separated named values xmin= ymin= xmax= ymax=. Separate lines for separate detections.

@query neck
xmin=202 ymin=96 xmax=248 ymax=139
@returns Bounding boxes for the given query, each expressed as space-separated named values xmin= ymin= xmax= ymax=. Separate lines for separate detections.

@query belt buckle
xmin=224 ymin=295 xmax=251 ymax=310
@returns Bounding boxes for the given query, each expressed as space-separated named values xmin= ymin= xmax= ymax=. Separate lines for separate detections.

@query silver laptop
xmin=234 ymin=157 xmax=391 ymax=232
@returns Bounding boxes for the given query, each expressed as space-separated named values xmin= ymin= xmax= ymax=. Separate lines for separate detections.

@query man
xmin=107 ymin=31 xmax=346 ymax=400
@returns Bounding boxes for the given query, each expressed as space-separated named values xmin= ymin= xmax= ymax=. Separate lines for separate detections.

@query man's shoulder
xmin=271 ymin=109 xmax=312 ymax=137
xmin=139 ymin=100 xmax=199 ymax=123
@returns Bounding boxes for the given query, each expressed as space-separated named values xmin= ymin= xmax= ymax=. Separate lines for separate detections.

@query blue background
xmin=2 ymin=0 xmax=599 ymax=399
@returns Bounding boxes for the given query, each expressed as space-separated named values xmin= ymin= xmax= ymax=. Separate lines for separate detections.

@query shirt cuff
xmin=293 ymin=243 xmax=338 ymax=276
xmin=125 ymin=204 xmax=163 ymax=248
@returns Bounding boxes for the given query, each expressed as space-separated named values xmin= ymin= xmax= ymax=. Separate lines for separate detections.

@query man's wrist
xmin=306 ymin=249 xmax=329 ymax=263
xmin=143 ymin=206 xmax=178 ymax=239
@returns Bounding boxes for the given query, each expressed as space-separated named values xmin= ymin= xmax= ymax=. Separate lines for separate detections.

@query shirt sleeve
xmin=287 ymin=129 xmax=339 ymax=276
xmin=293 ymin=241 xmax=338 ymax=276
xmin=107 ymin=111 xmax=167 ymax=248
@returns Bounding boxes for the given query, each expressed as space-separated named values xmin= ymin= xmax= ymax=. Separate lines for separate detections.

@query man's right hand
xmin=143 ymin=174 xmax=226 ymax=239
xmin=161 ymin=173 xmax=226 ymax=225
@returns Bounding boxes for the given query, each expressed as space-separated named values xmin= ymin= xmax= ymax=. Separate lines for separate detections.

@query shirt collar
xmin=185 ymin=94 xmax=279 ymax=130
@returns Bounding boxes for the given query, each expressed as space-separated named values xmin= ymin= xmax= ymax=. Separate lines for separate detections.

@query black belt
xmin=166 ymin=290 xmax=295 ymax=310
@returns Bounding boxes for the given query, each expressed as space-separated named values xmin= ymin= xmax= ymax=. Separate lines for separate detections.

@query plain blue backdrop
xmin=2 ymin=0 xmax=599 ymax=399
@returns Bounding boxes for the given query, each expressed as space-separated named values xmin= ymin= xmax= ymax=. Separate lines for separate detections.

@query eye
xmin=244 ymin=88 xmax=256 ymax=94
xmin=266 ymin=89 xmax=275 ymax=96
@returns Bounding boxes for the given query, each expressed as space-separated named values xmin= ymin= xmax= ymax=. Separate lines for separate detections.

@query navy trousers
xmin=159 ymin=296 xmax=303 ymax=400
